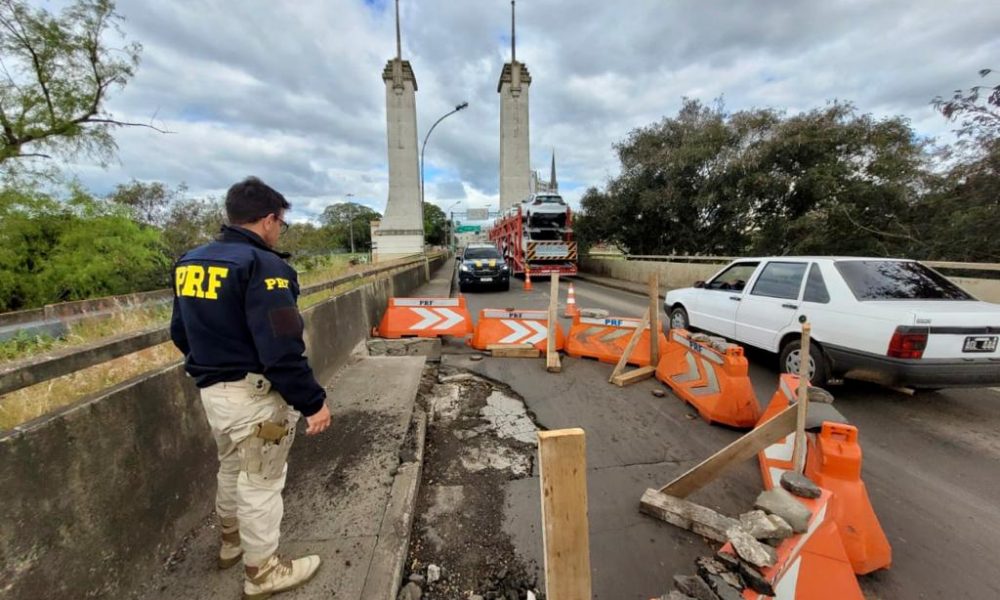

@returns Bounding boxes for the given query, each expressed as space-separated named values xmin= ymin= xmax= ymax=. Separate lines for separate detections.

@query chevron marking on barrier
xmin=599 ymin=329 xmax=632 ymax=342
xmin=409 ymin=307 xmax=464 ymax=330
xmin=689 ymin=362 xmax=720 ymax=396
xmin=673 ymin=352 xmax=701 ymax=383
xmin=499 ymin=319 xmax=548 ymax=345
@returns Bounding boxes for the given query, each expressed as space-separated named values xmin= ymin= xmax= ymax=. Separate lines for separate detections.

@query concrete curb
xmin=360 ymin=406 xmax=428 ymax=599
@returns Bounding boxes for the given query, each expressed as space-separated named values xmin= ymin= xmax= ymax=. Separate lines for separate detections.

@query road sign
xmin=455 ymin=225 xmax=481 ymax=233
xmin=466 ymin=208 xmax=489 ymax=220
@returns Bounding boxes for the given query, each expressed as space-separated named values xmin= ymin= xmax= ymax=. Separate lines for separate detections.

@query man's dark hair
xmin=225 ymin=176 xmax=291 ymax=224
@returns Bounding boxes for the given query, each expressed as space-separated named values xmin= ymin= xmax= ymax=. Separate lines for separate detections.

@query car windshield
xmin=834 ymin=260 xmax=974 ymax=301
xmin=464 ymin=248 xmax=501 ymax=259
xmin=534 ymin=195 xmax=564 ymax=204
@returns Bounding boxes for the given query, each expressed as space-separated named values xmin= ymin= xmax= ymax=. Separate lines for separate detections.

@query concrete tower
xmin=498 ymin=0 xmax=532 ymax=211
xmin=373 ymin=0 xmax=424 ymax=262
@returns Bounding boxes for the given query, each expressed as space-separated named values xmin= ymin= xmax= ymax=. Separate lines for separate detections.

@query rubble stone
xmin=673 ymin=574 xmax=719 ymax=600
xmin=737 ymin=560 xmax=776 ymax=597
xmin=754 ymin=488 xmax=812 ymax=533
xmin=700 ymin=574 xmax=743 ymax=600
xmin=767 ymin=514 xmax=795 ymax=539
xmin=470 ymin=354 xmax=484 ymax=361
xmin=652 ymin=389 xmax=667 ymax=398
xmin=408 ymin=573 xmax=425 ymax=584
xmin=780 ymin=471 xmax=822 ymax=499
xmin=738 ymin=510 xmax=784 ymax=540
xmin=662 ymin=592 xmax=698 ymax=600
xmin=695 ymin=557 xmax=742 ymax=591
xmin=727 ymin=526 xmax=777 ymax=568
xmin=397 ymin=582 xmax=423 ymax=600
xmin=426 ymin=564 xmax=441 ymax=584
xmin=715 ymin=549 xmax=740 ymax=571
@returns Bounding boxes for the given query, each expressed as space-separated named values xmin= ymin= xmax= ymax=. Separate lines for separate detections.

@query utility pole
xmin=346 ymin=193 xmax=356 ymax=255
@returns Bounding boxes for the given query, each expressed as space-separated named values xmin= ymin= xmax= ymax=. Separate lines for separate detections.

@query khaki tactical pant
xmin=200 ymin=374 xmax=299 ymax=567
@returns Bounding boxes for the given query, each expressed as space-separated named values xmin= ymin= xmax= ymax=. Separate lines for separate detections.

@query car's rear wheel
xmin=668 ymin=306 xmax=690 ymax=331
xmin=780 ymin=339 xmax=830 ymax=386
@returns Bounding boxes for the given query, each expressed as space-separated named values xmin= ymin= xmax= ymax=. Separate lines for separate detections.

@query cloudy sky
xmin=60 ymin=0 xmax=1000 ymax=223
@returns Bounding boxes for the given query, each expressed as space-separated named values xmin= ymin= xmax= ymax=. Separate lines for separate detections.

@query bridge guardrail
xmin=0 ymin=253 xmax=440 ymax=398
xmin=582 ymin=254 xmax=1000 ymax=303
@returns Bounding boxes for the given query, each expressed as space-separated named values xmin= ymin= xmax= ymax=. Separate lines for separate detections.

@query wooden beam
xmin=648 ymin=272 xmax=660 ymax=366
xmin=639 ymin=488 xmax=740 ymax=543
xmin=611 ymin=365 xmax=656 ymax=387
xmin=792 ymin=322 xmax=812 ymax=474
xmin=546 ymin=273 xmax=562 ymax=373
xmin=659 ymin=403 xmax=798 ymax=498
xmin=608 ymin=308 xmax=650 ymax=382
xmin=488 ymin=344 xmax=540 ymax=358
xmin=539 ymin=429 xmax=592 ymax=600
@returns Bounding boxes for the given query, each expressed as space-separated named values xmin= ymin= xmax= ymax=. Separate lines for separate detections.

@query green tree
xmin=0 ymin=0 xmax=160 ymax=169
xmin=320 ymin=201 xmax=379 ymax=251
xmin=578 ymin=98 xmax=931 ymax=258
xmin=107 ymin=179 xmax=182 ymax=226
xmin=160 ymin=196 xmax=225 ymax=259
xmin=0 ymin=185 xmax=169 ymax=310
xmin=423 ymin=201 xmax=447 ymax=245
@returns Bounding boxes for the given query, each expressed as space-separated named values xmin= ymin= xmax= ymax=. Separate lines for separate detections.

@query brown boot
xmin=243 ymin=554 xmax=321 ymax=599
xmin=218 ymin=516 xmax=243 ymax=569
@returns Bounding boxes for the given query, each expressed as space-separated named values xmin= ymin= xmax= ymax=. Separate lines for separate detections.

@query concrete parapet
xmin=0 ymin=253 xmax=446 ymax=599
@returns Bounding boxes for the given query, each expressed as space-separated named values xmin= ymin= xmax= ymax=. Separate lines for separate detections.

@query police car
xmin=457 ymin=243 xmax=510 ymax=292
xmin=664 ymin=257 xmax=1000 ymax=389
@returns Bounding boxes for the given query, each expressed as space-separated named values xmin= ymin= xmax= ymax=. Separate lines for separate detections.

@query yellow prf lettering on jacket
xmin=264 ymin=277 xmax=290 ymax=290
xmin=175 ymin=265 xmax=229 ymax=300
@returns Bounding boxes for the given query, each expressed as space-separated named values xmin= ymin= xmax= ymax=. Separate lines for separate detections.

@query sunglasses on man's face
xmin=273 ymin=214 xmax=289 ymax=233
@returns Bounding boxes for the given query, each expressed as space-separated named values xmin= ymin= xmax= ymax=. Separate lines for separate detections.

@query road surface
xmin=451 ymin=274 xmax=1000 ymax=599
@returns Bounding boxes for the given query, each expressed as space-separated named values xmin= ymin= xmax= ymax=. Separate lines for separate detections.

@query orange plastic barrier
xmin=654 ymin=329 xmax=761 ymax=428
xmin=725 ymin=490 xmax=864 ymax=600
xmin=757 ymin=375 xmax=892 ymax=575
xmin=565 ymin=314 xmax=667 ymax=366
xmin=468 ymin=309 xmax=565 ymax=352
xmin=373 ymin=297 xmax=473 ymax=339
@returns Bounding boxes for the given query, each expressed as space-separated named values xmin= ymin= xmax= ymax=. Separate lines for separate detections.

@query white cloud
xmin=45 ymin=0 xmax=1000 ymax=222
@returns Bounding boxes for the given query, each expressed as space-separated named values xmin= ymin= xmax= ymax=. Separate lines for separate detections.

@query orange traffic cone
xmin=564 ymin=282 xmax=580 ymax=317
xmin=524 ymin=268 xmax=533 ymax=292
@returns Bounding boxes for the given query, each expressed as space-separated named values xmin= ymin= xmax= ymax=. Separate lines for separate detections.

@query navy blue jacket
xmin=169 ymin=225 xmax=326 ymax=417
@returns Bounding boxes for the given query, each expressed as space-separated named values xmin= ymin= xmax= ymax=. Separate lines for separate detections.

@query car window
xmin=803 ymin=263 xmax=831 ymax=304
xmin=464 ymin=247 xmax=501 ymax=259
xmin=706 ymin=262 xmax=759 ymax=292
xmin=834 ymin=260 xmax=973 ymax=300
xmin=751 ymin=262 xmax=808 ymax=300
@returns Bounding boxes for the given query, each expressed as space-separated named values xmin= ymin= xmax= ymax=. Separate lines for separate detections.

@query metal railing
xmin=0 ymin=252 xmax=442 ymax=397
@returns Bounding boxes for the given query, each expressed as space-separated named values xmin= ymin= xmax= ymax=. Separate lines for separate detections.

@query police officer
xmin=170 ymin=177 xmax=330 ymax=599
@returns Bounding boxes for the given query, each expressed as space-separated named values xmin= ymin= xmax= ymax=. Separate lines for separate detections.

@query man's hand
xmin=305 ymin=403 xmax=331 ymax=435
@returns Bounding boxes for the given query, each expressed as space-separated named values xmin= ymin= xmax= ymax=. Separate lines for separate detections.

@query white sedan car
xmin=664 ymin=257 xmax=1000 ymax=389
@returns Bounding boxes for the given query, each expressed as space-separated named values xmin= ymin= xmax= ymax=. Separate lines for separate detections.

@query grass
xmin=0 ymin=342 xmax=182 ymax=431
xmin=0 ymin=254 xmax=391 ymax=431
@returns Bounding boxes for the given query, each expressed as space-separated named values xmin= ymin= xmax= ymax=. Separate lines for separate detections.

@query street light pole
xmin=447 ymin=200 xmax=462 ymax=253
xmin=420 ymin=101 xmax=469 ymax=241
xmin=345 ymin=193 xmax=356 ymax=255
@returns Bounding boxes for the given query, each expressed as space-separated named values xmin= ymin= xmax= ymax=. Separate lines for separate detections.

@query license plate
xmin=480 ymin=277 xmax=493 ymax=283
xmin=963 ymin=336 xmax=998 ymax=353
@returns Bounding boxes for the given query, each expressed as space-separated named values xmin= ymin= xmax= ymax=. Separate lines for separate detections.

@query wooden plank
xmin=648 ymin=272 xmax=660 ymax=366
xmin=792 ymin=322 xmax=811 ymax=474
xmin=608 ymin=308 xmax=650 ymax=382
xmin=639 ymin=488 xmax=740 ymax=542
xmin=489 ymin=344 xmax=540 ymax=358
xmin=546 ymin=273 xmax=562 ymax=373
xmin=538 ymin=429 xmax=592 ymax=600
xmin=611 ymin=365 xmax=656 ymax=387
xmin=659 ymin=403 xmax=798 ymax=498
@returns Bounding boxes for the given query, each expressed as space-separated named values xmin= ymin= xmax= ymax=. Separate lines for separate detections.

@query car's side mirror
xmin=694 ymin=280 xmax=706 ymax=289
